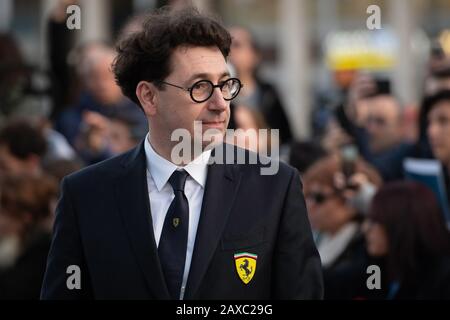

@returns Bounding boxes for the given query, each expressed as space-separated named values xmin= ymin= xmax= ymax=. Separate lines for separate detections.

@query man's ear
xmin=136 ymin=81 xmax=158 ymax=116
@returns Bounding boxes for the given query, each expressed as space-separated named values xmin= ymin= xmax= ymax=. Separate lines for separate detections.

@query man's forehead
xmin=171 ymin=46 xmax=228 ymax=77
xmin=369 ymin=97 xmax=400 ymax=115
xmin=174 ymin=45 xmax=223 ymax=57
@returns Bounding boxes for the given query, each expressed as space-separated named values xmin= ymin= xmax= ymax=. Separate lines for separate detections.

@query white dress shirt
xmin=144 ymin=134 xmax=211 ymax=300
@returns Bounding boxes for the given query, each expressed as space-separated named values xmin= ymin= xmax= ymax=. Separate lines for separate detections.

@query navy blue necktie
xmin=158 ymin=170 xmax=190 ymax=299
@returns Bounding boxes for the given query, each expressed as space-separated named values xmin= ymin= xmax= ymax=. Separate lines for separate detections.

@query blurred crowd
xmin=0 ymin=1 xmax=450 ymax=299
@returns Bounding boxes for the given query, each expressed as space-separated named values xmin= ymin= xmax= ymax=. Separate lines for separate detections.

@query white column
xmin=278 ymin=0 xmax=311 ymax=139
xmin=79 ymin=0 xmax=111 ymax=44
xmin=389 ymin=0 xmax=417 ymax=106
xmin=315 ymin=0 xmax=339 ymax=94
xmin=316 ymin=0 xmax=338 ymax=41
xmin=0 ymin=0 xmax=13 ymax=32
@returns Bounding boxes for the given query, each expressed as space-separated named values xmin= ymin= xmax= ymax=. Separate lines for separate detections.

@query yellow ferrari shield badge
xmin=234 ymin=252 xmax=257 ymax=284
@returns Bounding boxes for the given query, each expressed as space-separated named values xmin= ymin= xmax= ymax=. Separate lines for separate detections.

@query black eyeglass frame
xmin=159 ymin=77 xmax=243 ymax=103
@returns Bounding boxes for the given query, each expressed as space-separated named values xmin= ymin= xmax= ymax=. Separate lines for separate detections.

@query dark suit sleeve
xmin=40 ymin=177 xmax=93 ymax=299
xmin=272 ymin=169 xmax=324 ymax=299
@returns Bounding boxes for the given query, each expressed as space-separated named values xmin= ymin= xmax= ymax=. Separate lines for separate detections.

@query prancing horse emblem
xmin=234 ymin=252 xmax=257 ymax=284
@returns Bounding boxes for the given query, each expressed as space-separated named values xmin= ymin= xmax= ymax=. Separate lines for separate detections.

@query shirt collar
xmin=144 ymin=133 xmax=211 ymax=191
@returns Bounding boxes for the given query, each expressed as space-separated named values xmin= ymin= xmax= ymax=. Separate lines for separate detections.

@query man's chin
xmin=200 ymin=130 xmax=225 ymax=150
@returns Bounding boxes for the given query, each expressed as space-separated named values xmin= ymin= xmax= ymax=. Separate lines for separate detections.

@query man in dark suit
xmin=41 ymin=7 xmax=323 ymax=300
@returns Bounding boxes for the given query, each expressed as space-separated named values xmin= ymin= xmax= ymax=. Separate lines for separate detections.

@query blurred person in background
xmin=413 ymin=37 xmax=450 ymax=160
xmin=40 ymin=118 xmax=77 ymax=165
xmin=0 ymin=119 xmax=47 ymax=177
xmin=288 ymin=141 xmax=327 ymax=176
xmin=1 ymin=27 xmax=76 ymax=166
xmin=47 ymin=0 xmax=78 ymax=119
xmin=73 ymin=110 xmax=114 ymax=165
xmin=0 ymin=117 xmax=76 ymax=174
xmin=363 ymin=94 xmax=414 ymax=182
xmin=75 ymin=107 xmax=147 ymax=164
xmin=55 ymin=42 xmax=147 ymax=147
xmin=0 ymin=34 xmax=50 ymax=123
xmin=425 ymin=38 xmax=450 ymax=96
xmin=323 ymin=73 xmax=414 ymax=182
xmin=414 ymin=93 xmax=441 ymax=160
xmin=426 ymin=90 xmax=450 ymax=203
xmin=228 ymin=26 xmax=292 ymax=145
xmin=321 ymin=73 xmax=375 ymax=156
xmin=363 ymin=181 xmax=450 ymax=299
xmin=321 ymin=118 xmax=354 ymax=155
xmin=43 ymin=158 xmax=83 ymax=188
xmin=0 ymin=33 xmax=29 ymax=120
xmin=108 ymin=110 xmax=149 ymax=155
xmin=0 ymin=174 xmax=58 ymax=299
xmin=227 ymin=105 xmax=275 ymax=155
xmin=303 ymin=154 xmax=382 ymax=299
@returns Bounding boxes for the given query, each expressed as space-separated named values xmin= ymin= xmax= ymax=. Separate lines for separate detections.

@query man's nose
xmin=207 ymin=88 xmax=228 ymax=111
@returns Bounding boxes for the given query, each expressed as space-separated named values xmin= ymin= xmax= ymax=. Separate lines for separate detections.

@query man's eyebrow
xmin=186 ymin=71 xmax=231 ymax=84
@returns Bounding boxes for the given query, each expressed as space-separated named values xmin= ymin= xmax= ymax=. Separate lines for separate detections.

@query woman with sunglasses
xmin=303 ymin=155 xmax=382 ymax=299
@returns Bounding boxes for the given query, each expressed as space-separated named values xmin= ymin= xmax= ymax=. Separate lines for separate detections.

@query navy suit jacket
xmin=41 ymin=142 xmax=323 ymax=299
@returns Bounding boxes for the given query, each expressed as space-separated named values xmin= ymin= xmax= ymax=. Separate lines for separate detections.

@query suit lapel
xmin=115 ymin=141 xmax=170 ymax=299
xmin=184 ymin=144 xmax=242 ymax=299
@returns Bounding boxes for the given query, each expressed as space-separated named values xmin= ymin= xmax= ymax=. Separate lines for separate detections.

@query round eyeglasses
xmin=159 ymin=78 xmax=243 ymax=103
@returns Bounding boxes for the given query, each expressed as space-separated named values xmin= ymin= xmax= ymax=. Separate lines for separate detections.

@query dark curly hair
xmin=112 ymin=6 xmax=232 ymax=107
xmin=0 ymin=119 xmax=47 ymax=159
xmin=369 ymin=181 xmax=450 ymax=282
xmin=0 ymin=173 xmax=57 ymax=241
